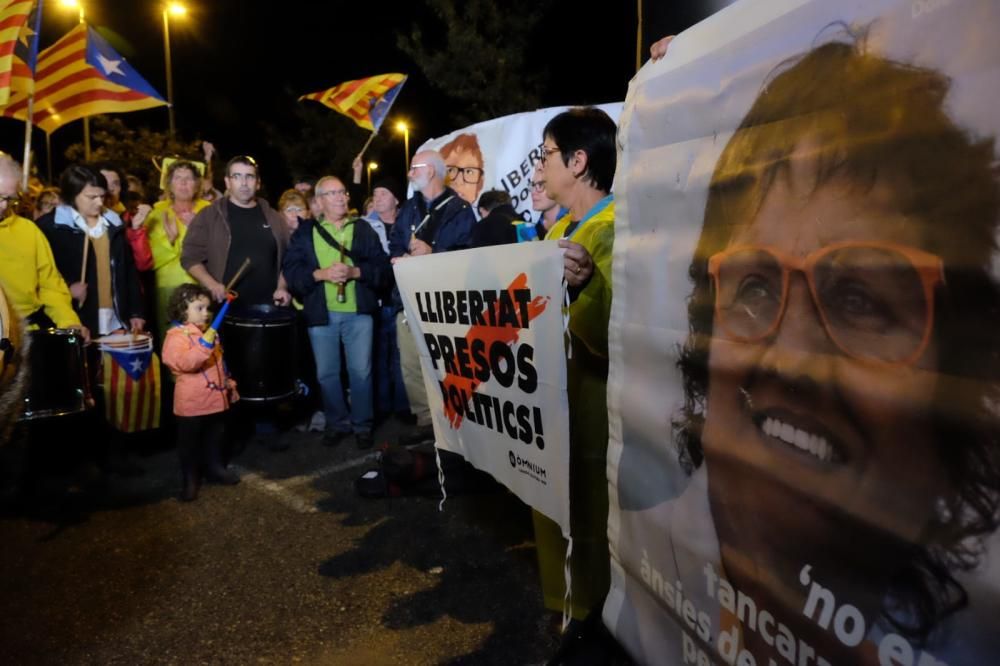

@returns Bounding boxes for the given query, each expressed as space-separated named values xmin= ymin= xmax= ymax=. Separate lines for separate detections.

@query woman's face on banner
xmin=443 ymin=147 xmax=484 ymax=204
xmin=700 ymin=148 xmax=945 ymax=603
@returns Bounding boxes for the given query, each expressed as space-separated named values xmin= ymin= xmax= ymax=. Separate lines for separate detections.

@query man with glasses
xmin=0 ymin=152 xmax=83 ymax=336
xmin=182 ymin=155 xmax=291 ymax=307
xmin=389 ymin=149 xmax=476 ymax=443
xmin=282 ymin=176 xmax=390 ymax=449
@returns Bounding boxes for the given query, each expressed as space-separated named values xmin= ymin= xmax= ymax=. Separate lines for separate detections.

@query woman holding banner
xmin=665 ymin=39 xmax=1000 ymax=664
xmin=532 ymin=107 xmax=618 ymax=624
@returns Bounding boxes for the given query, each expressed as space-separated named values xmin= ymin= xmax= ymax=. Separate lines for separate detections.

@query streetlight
xmin=59 ymin=0 xmax=84 ymax=21
xmin=59 ymin=0 xmax=89 ymax=159
xmin=366 ymin=161 xmax=378 ymax=195
xmin=162 ymin=2 xmax=187 ymax=139
xmin=395 ymin=121 xmax=409 ymax=173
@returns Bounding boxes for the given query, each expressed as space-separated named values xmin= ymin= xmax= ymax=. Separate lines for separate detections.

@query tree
xmin=64 ymin=116 xmax=203 ymax=198
xmin=398 ymin=0 xmax=553 ymax=129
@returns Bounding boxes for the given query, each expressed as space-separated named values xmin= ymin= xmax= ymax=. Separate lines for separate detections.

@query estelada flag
xmin=2 ymin=22 xmax=166 ymax=133
xmin=299 ymin=73 xmax=407 ymax=132
xmin=102 ymin=348 xmax=161 ymax=433
xmin=0 ymin=0 xmax=36 ymax=105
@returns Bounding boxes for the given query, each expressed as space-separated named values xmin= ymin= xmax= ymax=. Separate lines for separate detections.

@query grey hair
xmin=0 ymin=152 xmax=23 ymax=185
xmin=422 ymin=151 xmax=447 ymax=182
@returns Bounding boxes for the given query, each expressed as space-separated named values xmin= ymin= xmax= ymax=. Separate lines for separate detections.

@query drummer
xmin=181 ymin=155 xmax=292 ymax=307
xmin=0 ymin=153 xmax=87 ymax=339
xmin=38 ymin=165 xmax=146 ymax=337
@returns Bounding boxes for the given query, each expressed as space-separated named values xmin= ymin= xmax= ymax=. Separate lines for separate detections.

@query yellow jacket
xmin=545 ymin=197 xmax=614 ymax=358
xmin=536 ymin=196 xmax=615 ymax=618
xmin=0 ymin=213 xmax=80 ymax=328
xmin=146 ymin=199 xmax=208 ymax=338
xmin=146 ymin=199 xmax=209 ymax=288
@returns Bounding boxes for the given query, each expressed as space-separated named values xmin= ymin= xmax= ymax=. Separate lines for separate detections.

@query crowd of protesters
xmin=0 ymin=91 xmax=636 ymax=661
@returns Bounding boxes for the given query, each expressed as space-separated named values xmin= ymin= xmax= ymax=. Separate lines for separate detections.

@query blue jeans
xmin=374 ymin=305 xmax=409 ymax=414
xmin=308 ymin=311 xmax=374 ymax=435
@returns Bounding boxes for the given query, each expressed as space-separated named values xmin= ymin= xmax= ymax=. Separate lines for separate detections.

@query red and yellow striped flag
xmin=0 ymin=0 xmax=34 ymax=106
xmin=102 ymin=349 xmax=162 ymax=433
xmin=299 ymin=73 xmax=407 ymax=132
xmin=3 ymin=22 xmax=166 ymax=133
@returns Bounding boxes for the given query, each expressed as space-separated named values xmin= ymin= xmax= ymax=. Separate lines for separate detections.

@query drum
xmin=221 ymin=304 xmax=297 ymax=402
xmin=20 ymin=328 xmax=89 ymax=421
xmin=96 ymin=332 xmax=160 ymax=433
xmin=96 ymin=332 xmax=154 ymax=353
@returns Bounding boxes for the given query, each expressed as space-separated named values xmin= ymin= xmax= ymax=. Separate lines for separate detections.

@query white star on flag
xmin=129 ymin=357 xmax=144 ymax=374
xmin=97 ymin=53 xmax=125 ymax=77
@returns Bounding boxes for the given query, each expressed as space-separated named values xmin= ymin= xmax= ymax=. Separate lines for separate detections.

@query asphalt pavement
xmin=0 ymin=416 xmax=562 ymax=665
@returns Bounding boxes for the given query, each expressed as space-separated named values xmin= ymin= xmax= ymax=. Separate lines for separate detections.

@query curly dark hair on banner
xmin=673 ymin=36 xmax=1000 ymax=643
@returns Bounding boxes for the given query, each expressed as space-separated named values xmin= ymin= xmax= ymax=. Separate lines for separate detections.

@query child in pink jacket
xmin=162 ymin=284 xmax=239 ymax=501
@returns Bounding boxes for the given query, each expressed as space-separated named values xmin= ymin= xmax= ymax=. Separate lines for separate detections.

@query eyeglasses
xmin=408 ymin=163 xmax=428 ymax=172
xmin=530 ymin=181 xmax=545 ymax=193
xmin=0 ymin=194 xmax=19 ymax=205
xmin=446 ymin=165 xmax=484 ymax=185
xmin=283 ymin=206 xmax=304 ymax=214
xmin=539 ymin=146 xmax=561 ymax=166
xmin=707 ymin=241 xmax=944 ymax=365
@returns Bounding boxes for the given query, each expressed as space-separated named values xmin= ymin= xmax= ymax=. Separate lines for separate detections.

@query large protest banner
xmin=394 ymin=241 xmax=572 ymax=533
xmin=417 ymin=102 xmax=622 ymax=218
xmin=605 ymin=0 xmax=1000 ymax=664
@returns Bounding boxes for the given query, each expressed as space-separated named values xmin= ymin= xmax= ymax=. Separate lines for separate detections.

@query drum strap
xmin=313 ymin=221 xmax=355 ymax=262
xmin=25 ymin=306 xmax=56 ymax=330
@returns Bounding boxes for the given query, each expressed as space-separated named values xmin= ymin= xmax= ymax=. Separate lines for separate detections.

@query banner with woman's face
xmin=606 ymin=1 xmax=1000 ymax=664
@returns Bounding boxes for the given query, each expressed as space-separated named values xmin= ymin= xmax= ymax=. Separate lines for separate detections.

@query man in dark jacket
xmin=471 ymin=189 xmax=520 ymax=247
xmin=283 ymin=176 xmax=390 ymax=449
xmin=181 ymin=155 xmax=291 ymax=307
xmin=389 ymin=149 xmax=476 ymax=442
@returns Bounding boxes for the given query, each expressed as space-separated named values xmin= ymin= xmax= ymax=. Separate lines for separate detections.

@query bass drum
xmin=221 ymin=304 xmax=297 ymax=402
xmin=21 ymin=328 xmax=89 ymax=420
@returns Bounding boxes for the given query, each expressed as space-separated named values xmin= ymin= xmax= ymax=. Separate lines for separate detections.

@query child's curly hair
xmin=166 ymin=284 xmax=213 ymax=324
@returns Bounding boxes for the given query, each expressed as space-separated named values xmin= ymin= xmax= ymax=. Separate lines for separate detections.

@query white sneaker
xmin=308 ymin=411 xmax=326 ymax=432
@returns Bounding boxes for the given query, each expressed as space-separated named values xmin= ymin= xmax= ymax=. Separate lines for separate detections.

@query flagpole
xmin=46 ymin=132 xmax=52 ymax=183
xmin=636 ymin=0 xmax=643 ymax=73
xmin=357 ymin=130 xmax=378 ymax=159
xmin=76 ymin=9 xmax=91 ymax=160
xmin=20 ymin=95 xmax=34 ymax=190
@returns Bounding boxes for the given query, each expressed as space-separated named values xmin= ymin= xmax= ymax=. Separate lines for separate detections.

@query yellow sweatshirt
xmin=0 ymin=213 xmax=80 ymax=328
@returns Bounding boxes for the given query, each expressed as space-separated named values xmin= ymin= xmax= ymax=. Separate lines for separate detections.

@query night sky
xmin=0 ymin=0 xmax=723 ymax=190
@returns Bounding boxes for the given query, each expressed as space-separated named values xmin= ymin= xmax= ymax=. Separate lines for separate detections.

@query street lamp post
xmin=162 ymin=3 xmax=187 ymax=139
xmin=60 ymin=0 xmax=90 ymax=159
xmin=395 ymin=121 xmax=409 ymax=173
xmin=366 ymin=161 xmax=378 ymax=195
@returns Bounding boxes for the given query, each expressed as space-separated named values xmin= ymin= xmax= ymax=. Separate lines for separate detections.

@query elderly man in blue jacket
xmin=283 ymin=175 xmax=390 ymax=449
xmin=389 ymin=149 xmax=476 ymax=443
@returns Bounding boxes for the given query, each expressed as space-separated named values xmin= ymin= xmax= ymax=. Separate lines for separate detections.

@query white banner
xmin=606 ymin=0 xmax=1000 ymax=664
xmin=417 ymin=102 xmax=623 ymax=217
xmin=394 ymin=241 xmax=572 ymax=534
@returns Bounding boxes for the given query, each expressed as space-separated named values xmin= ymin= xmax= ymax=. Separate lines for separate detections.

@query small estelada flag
xmin=102 ymin=347 xmax=161 ymax=433
xmin=299 ymin=73 xmax=407 ymax=132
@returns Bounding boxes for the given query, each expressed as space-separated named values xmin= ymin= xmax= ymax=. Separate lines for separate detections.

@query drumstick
xmin=225 ymin=257 xmax=251 ymax=293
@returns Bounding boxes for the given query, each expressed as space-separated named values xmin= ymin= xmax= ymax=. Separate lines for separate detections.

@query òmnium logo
xmin=508 ymin=450 xmax=547 ymax=485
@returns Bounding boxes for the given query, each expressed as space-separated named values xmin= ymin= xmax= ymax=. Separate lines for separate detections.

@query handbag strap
xmin=313 ymin=219 xmax=356 ymax=261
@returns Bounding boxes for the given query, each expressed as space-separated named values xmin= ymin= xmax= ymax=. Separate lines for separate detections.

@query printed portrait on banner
xmin=606 ymin=1 xmax=1000 ymax=665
